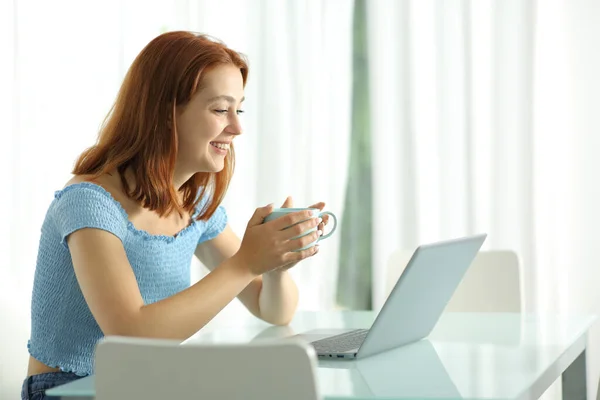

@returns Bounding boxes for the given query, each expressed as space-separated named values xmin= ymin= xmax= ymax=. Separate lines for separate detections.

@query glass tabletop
xmin=47 ymin=311 xmax=596 ymax=400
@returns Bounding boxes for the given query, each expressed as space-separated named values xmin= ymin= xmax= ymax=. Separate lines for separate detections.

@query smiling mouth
xmin=210 ymin=142 xmax=230 ymax=151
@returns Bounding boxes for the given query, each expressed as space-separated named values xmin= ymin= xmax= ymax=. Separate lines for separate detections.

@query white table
xmin=48 ymin=311 xmax=596 ymax=399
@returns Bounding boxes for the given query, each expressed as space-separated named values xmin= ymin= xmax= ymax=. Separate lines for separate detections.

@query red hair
xmin=73 ymin=31 xmax=248 ymax=220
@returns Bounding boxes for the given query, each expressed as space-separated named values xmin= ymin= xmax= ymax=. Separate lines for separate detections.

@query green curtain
xmin=336 ymin=0 xmax=372 ymax=310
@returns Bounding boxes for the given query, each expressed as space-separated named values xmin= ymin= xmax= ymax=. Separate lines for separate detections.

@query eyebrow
xmin=207 ymin=95 xmax=245 ymax=103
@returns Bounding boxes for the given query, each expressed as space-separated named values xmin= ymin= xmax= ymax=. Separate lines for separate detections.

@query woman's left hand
xmin=273 ymin=196 xmax=330 ymax=271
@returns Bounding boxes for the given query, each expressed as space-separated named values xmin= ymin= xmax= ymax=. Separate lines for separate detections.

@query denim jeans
xmin=21 ymin=371 xmax=83 ymax=400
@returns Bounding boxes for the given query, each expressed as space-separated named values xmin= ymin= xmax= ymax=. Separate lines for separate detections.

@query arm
xmin=68 ymin=206 xmax=319 ymax=340
xmin=68 ymin=228 xmax=256 ymax=340
xmin=194 ymin=224 xmax=299 ymax=325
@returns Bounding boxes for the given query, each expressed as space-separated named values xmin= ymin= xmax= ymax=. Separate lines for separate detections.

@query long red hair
xmin=73 ymin=31 xmax=248 ymax=220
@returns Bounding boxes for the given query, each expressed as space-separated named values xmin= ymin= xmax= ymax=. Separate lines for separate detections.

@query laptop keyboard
xmin=310 ymin=329 xmax=369 ymax=354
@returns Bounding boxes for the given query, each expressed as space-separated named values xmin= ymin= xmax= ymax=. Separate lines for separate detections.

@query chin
xmin=197 ymin=159 xmax=225 ymax=173
xmin=208 ymin=165 xmax=225 ymax=173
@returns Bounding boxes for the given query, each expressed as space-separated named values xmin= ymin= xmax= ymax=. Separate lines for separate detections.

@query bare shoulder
xmin=65 ymin=174 xmax=97 ymax=187
xmin=64 ymin=173 xmax=129 ymax=205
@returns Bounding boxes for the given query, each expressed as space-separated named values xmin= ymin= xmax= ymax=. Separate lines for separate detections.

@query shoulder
xmin=193 ymin=189 xmax=228 ymax=244
xmin=56 ymin=175 xmax=125 ymax=213
xmin=59 ymin=173 xmax=138 ymax=213
xmin=50 ymin=175 xmax=130 ymax=244
xmin=64 ymin=174 xmax=95 ymax=187
xmin=64 ymin=174 xmax=127 ymax=201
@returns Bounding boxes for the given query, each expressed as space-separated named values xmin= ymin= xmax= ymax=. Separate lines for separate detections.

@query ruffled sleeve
xmin=52 ymin=183 xmax=128 ymax=247
xmin=197 ymin=205 xmax=228 ymax=244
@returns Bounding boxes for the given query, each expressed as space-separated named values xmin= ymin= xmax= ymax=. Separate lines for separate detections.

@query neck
xmin=119 ymin=167 xmax=191 ymax=195
xmin=172 ymin=165 xmax=194 ymax=191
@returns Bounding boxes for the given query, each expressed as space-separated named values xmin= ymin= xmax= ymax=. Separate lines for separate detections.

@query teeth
xmin=211 ymin=142 xmax=230 ymax=150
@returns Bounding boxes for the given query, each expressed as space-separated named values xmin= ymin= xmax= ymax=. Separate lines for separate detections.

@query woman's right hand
xmin=234 ymin=204 xmax=322 ymax=276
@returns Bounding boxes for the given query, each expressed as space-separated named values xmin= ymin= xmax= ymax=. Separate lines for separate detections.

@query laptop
xmin=296 ymin=234 xmax=487 ymax=359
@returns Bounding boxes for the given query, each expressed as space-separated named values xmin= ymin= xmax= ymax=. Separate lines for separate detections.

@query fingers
xmin=266 ymin=209 xmax=315 ymax=231
xmin=284 ymin=230 xmax=321 ymax=252
xmin=247 ymin=204 xmax=274 ymax=227
xmin=284 ymin=244 xmax=320 ymax=263
xmin=307 ymin=202 xmax=327 ymax=232
xmin=308 ymin=201 xmax=325 ymax=211
xmin=279 ymin=217 xmax=322 ymax=240
xmin=319 ymin=213 xmax=329 ymax=233
xmin=281 ymin=196 xmax=294 ymax=208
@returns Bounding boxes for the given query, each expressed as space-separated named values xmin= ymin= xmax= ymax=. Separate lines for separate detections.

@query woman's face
xmin=175 ymin=64 xmax=245 ymax=175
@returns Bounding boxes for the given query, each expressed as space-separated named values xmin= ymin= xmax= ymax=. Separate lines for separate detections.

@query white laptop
xmin=297 ymin=234 xmax=487 ymax=359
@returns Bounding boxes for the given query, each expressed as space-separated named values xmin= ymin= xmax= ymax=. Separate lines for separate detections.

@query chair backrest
xmin=95 ymin=336 xmax=321 ymax=400
xmin=386 ymin=249 xmax=521 ymax=313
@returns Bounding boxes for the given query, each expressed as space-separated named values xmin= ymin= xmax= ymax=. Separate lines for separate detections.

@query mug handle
xmin=317 ymin=211 xmax=338 ymax=241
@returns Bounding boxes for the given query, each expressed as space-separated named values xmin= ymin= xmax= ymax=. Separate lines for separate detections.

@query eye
xmin=214 ymin=109 xmax=228 ymax=114
xmin=236 ymin=110 xmax=245 ymax=115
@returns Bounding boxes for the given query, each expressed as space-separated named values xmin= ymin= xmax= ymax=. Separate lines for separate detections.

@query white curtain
xmin=167 ymin=0 xmax=354 ymax=311
xmin=367 ymin=0 xmax=600 ymax=398
xmin=0 ymin=0 xmax=352 ymax=307
xmin=0 ymin=0 xmax=352 ymax=395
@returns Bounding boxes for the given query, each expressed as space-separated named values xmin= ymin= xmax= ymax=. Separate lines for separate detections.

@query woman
xmin=22 ymin=31 xmax=329 ymax=399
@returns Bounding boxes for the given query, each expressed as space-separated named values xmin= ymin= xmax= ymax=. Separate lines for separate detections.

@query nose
xmin=225 ymin=113 xmax=243 ymax=136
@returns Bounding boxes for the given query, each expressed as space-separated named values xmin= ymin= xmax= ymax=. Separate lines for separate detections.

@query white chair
xmin=95 ymin=336 xmax=321 ymax=400
xmin=385 ymin=249 xmax=521 ymax=312
xmin=0 ymin=281 xmax=31 ymax=399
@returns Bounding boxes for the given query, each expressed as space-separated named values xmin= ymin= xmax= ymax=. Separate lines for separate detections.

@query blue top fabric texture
xmin=27 ymin=182 xmax=227 ymax=376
